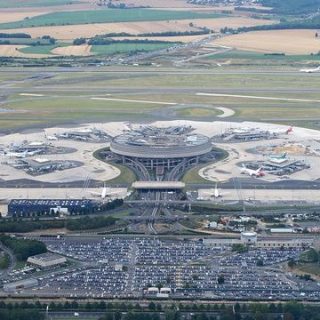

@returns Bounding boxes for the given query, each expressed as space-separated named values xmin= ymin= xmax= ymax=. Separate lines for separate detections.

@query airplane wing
xmin=89 ymin=191 xmax=101 ymax=196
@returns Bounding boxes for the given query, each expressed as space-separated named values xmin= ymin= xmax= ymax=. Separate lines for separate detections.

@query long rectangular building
xmin=132 ymin=181 xmax=185 ymax=190
xmin=8 ymin=199 xmax=97 ymax=216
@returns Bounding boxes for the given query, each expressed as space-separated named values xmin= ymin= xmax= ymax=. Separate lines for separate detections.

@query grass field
xmin=0 ymin=96 xmax=156 ymax=131
xmin=2 ymin=68 xmax=320 ymax=131
xmin=208 ymin=50 xmax=320 ymax=62
xmin=106 ymin=163 xmax=137 ymax=185
xmin=19 ymin=44 xmax=59 ymax=54
xmin=93 ymin=149 xmax=137 ymax=185
xmin=176 ymin=107 xmax=221 ymax=118
xmin=294 ymin=263 xmax=320 ymax=278
xmin=51 ymin=44 xmax=92 ymax=56
xmin=0 ymin=0 xmax=80 ymax=8
xmin=0 ymin=9 xmax=224 ymax=29
xmin=183 ymin=149 xmax=228 ymax=184
xmin=0 ymin=38 xmax=52 ymax=45
xmin=0 ymin=44 xmax=52 ymax=58
xmin=182 ymin=164 xmax=214 ymax=184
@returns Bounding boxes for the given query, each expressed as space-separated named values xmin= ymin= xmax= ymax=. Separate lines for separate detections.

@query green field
xmin=208 ymin=50 xmax=320 ymax=62
xmin=19 ymin=44 xmax=57 ymax=55
xmin=0 ymin=0 xmax=79 ymax=8
xmin=0 ymin=96 xmax=155 ymax=129
xmin=19 ymin=43 xmax=70 ymax=54
xmin=2 ymin=68 xmax=320 ymax=131
xmin=295 ymin=263 xmax=320 ymax=277
xmin=182 ymin=165 xmax=214 ymax=185
xmin=92 ymin=43 xmax=174 ymax=56
xmin=0 ymin=9 xmax=224 ymax=29
xmin=0 ymin=38 xmax=52 ymax=45
xmin=93 ymin=149 xmax=137 ymax=185
xmin=176 ymin=107 xmax=221 ymax=118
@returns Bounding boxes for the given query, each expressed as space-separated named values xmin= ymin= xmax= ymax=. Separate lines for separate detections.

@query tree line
xmin=65 ymin=215 xmax=118 ymax=231
xmin=0 ymin=33 xmax=31 ymax=39
xmin=0 ymin=235 xmax=47 ymax=261
xmin=73 ymin=36 xmax=174 ymax=46
xmin=0 ymin=212 xmax=120 ymax=233
xmin=1 ymin=300 xmax=320 ymax=320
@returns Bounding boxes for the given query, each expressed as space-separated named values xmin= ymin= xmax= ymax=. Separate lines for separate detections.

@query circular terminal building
xmin=110 ymin=126 xmax=213 ymax=170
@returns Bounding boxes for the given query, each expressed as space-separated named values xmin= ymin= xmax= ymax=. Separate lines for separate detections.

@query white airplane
xmin=213 ymin=183 xmax=223 ymax=198
xmin=6 ymin=149 xmax=43 ymax=158
xmin=45 ymin=133 xmax=58 ymax=141
xmin=300 ymin=66 xmax=320 ymax=73
xmin=89 ymin=183 xmax=120 ymax=200
xmin=5 ymin=151 xmax=28 ymax=158
xmin=198 ymin=183 xmax=228 ymax=200
xmin=240 ymin=165 xmax=265 ymax=177
xmin=269 ymin=126 xmax=293 ymax=135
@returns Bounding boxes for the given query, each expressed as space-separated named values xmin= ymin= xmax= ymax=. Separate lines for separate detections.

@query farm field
xmin=212 ymin=29 xmax=320 ymax=55
xmin=51 ymin=44 xmax=92 ymax=56
xmin=0 ymin=9 xmax=224 ymax=29
xmin=0 ymin=11 xmax=48 ymax=23
xmin=0 ymin=17 xmax=276 ymax=41
xmin=207 ymin=50 xmax=320 ymax=62
xmin=0 ymin=20 xmax=196 ymax=41
xmin=0 ymin=0 xmax=81 ymax=8
xmin=16 ymin=42 xmax=174 ymax=57
xmin=0 ymin=44 xmax=51 ymax=58
xmin=19 ymin=44 xmax=60 ymax=55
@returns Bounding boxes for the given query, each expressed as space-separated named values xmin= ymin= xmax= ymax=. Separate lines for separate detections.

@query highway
xmin=147 ymin=191 xmax=161 ymax=235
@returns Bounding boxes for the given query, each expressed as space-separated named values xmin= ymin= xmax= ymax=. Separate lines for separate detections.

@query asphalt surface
xmin=1 ymin=177 xmax=320 ymax=189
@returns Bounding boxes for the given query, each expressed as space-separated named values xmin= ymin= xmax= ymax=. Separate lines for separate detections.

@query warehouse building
xmin=27 ymin=252 xmax=67 ymax=269
xmin=203 ymin=232 xmax=313 ymax=248
xmin=3 ymin=278 xmax=38 ymax=292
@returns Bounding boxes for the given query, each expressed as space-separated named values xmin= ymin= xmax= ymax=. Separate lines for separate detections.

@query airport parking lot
xmin=2 ymin=236 xmax=319 ymax=301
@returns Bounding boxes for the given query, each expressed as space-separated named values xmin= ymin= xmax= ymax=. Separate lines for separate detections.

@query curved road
xmin=0 ymin=242 xmax=16 ymax=277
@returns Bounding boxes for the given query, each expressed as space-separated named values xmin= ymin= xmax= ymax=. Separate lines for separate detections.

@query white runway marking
xmin=197 ymin=92 xmax=320 ymax=103
xmin=91 ymin=97 xmax=177 ymax=105
xmin=215 ymin=106 xmax=235 ymax=118
xmin=19 ymin=93 xmax=44 ymax=97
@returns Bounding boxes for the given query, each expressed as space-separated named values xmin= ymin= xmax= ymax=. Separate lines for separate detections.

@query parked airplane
xmin=45 ymin=133 xmax=58 ymax=141
xmin=197 ymin=183 xmax=228 ymax=200
xmin=89 ymin=183 xmax=120 ymax=200
xmin=268 ymin=152 xmax=288 ymax=164
xmin=5 ymin=151 xmax=28 ymax=158
xmin=5 ymin=149 xmax=42 ymax=158
xmin=300 ymin=66 xmax=320 ymax=73
xmin=240 ymin=165 xmax=265 ymax=177
xmin=269 ymin=126 xmax=293 ymax=135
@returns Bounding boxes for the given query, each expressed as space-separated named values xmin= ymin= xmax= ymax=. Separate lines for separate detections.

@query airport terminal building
xmin=110 ymin=126 xmax=214 ymax=171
